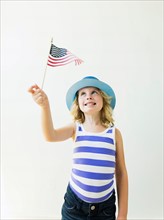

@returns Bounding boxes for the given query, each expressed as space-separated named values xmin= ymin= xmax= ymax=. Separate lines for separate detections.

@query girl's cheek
xmin=78 ymin=100 xmax=83 ymax=108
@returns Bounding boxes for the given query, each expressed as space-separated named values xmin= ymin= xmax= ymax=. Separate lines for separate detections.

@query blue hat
xmin=66 ymin=76 xmax=116 ymax=110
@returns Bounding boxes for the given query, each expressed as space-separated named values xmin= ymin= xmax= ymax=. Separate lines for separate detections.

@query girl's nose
xmin=86 ymin=95 xmax=92 ymax=100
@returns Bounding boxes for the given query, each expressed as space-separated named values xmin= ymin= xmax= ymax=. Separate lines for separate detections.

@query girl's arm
xmin=115 ymin=128 xmax=128 ymax=220
xmin=28 ymin=84 xmax=75 ymax=142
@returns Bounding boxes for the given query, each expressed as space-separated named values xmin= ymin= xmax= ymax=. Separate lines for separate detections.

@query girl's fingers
xmin=28 ymin=84 xmax=40 ymax=94
xmin=28 ymin=84 xmax=48 ymax=107
xmin=33 ymin=90 xmax=47 ymax=104
xmin=33 ymin=92 xmax=45 ymax=101
xmin=35 ymin=96 xmax=43 ymax=104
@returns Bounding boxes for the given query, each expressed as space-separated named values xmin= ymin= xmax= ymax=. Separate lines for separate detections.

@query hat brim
xmin=66 ymin=77 xmax=116 ymax=110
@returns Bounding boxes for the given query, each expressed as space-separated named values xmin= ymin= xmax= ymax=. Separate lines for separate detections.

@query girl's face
xmin=78 ymin=87 xmax=103 ymax=114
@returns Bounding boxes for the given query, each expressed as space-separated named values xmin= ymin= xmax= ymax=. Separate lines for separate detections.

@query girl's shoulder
xmin=115 ymin=127 xmax=121 ymax=134
xmin=115 ymin=127 xmax=122 ymax=135
xmin=115 ymin=127 xmax=123 ymax=144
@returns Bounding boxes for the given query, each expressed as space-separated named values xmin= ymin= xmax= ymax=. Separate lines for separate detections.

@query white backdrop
xmin=1 ymin=1 xmax=163 ymax=219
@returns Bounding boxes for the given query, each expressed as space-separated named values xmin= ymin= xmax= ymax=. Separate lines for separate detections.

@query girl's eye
xmin=80 ymin=92 xmax=86 ymax=96
xmin=92 ymin=90 xmax=98 ymax=95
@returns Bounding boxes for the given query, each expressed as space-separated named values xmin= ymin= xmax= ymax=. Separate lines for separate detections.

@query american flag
xmin=47 ymin=44 xmax=83 ymax=67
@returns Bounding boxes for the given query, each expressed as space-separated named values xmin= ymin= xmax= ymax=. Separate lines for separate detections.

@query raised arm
xmin=28 ymin=84 xmax=75 ymax=142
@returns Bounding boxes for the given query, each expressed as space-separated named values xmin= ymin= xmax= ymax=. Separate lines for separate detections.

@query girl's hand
xmin=28 ymin=84 xmax=49 ymax=108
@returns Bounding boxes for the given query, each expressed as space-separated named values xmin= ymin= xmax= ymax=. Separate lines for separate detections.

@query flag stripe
xmin=47 ymin=60 xmax=77 ymax=67
xmin=48 ymin=56 xmax=77 ymax=65
xmin=47 ymin=60 xmax=80 ymax=67
xmin=48 ymin=53 xmax=75 ymax=61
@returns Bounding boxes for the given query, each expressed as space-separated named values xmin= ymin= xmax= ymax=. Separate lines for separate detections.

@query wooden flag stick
xmin=41 ymin=37 xmax=53 ymax=89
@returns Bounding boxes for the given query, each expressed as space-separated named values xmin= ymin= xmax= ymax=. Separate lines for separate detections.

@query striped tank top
xmin=69 ymin=122 xmax=116 ymax=203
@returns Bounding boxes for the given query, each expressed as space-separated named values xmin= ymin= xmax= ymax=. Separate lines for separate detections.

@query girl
xmin=28 ymin=76 xmax=128 ymax=220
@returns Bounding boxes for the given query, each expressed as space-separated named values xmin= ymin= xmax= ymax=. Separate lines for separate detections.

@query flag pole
xmin=41 ymin=37 xmax=53 ymax=89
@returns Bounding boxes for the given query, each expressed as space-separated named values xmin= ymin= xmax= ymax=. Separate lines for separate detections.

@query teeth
xmin=84 ymin=103 xmax=96 ymax=106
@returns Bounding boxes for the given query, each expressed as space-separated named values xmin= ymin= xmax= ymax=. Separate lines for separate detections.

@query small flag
xmin=47 ymin=44 xmax=83 ymax=67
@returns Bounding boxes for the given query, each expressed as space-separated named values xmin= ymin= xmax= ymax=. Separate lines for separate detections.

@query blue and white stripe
xmin=69 ymin=123 xmax=116 ymax=203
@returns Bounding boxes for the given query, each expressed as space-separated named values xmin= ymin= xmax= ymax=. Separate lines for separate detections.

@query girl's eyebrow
xmin=80 ymin=91 xmax=86 ymax=95
xmin=92 ymin=88 xmax=100 ymax=93
xmin=77 ymin=91 xmax=85 ymax=97
xmin=79 ymin=88 xmax=100 ymax=93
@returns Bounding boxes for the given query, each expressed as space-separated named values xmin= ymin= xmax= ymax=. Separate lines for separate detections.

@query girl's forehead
xmin=78 ymin=87 xmax=99 ymax=92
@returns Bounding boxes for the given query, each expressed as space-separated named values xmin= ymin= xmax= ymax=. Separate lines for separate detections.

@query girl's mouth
xmin=84 ymin=102 xmax=96 ymax=106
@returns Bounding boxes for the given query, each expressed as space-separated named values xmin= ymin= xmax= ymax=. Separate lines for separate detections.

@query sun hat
xmin=66 ymin=76 xmax=116 ymax=110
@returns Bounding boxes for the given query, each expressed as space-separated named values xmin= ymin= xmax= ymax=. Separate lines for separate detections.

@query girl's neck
xmin=84 ymin=114 xmax=101 ymax=125
xmin=82 ymin=115 xmax=106 ymax=133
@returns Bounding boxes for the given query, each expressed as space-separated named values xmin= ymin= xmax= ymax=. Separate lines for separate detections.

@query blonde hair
xmin=70 ymin=89 xmax=114 ymax=127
